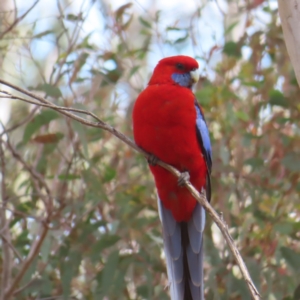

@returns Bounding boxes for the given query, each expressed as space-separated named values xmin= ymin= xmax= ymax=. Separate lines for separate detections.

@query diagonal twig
xmin=4 ymin=225 xmax=48 ymax=299
xmin=0 ymin=106 xmax=39 ymax=137
xmin=0 ymin=138 xmax=12 ymax=300
xmin=0 ymin=0 xmax=40 ymax=40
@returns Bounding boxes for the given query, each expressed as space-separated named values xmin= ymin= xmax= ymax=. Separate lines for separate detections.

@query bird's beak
xmin=190 ymin=69 xmax=200 ymax=84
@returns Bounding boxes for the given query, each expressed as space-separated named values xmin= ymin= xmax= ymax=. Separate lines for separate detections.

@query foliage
xmin=0 ymin=0 xmax=299 ymax=299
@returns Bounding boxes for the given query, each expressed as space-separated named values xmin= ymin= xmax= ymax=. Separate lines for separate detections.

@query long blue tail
xmin=158 ymin=199 xmax=205 ymax=300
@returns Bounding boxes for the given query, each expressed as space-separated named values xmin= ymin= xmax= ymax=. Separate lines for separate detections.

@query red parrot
xmin=132 ymin=56 xmax=212 ymax=300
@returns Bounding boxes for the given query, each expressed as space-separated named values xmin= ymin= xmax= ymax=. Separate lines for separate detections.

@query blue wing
xmin=195 ymin=102 xmax=212 ymax=173
xmin=195 ymin=102 xmax=212 ymax=201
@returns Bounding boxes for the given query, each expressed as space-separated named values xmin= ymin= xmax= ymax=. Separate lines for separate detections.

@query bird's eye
xmin=176 ymin=63 xmax=184 ymax=70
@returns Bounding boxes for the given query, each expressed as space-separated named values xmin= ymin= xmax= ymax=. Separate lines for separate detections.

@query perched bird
xmin=132 ymin=55 xmax=212 ymax=300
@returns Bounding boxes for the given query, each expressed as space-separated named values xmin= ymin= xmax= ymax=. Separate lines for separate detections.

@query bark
xmin=278 ymin=0 xmax=300 ymax=87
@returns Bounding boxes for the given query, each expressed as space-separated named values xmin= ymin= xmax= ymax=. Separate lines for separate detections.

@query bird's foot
xmin=164 ymin=281 xmax=171 ymax=290
xmin=148 ymin=154 xmax=158 ymax=166
xmin=178 ymin=171 xmax=190 ymax=187
xmin=200 ymin=187 xmax=207 ymax=199
xmin=219 ymin=211 xmax=224 ymax=222
xmin=200 ymin=187 xmax=206 ymax=195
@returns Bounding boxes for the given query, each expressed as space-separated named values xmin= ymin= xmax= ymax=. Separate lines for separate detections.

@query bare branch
xmin=0 ymin=138 xmax=12 ymax=300
xmin=4 ymin=225 xmax=48 ymax=299
xmin=0 ymin=78 xmax=260 ymax=299
xmin=0 ymin=0 xmax=40 ymax=40
xmin=0 ymin=231 xmax=23 ymax=263
xmin=4 ymin=139 xmax=52 ymax=202
xmin=0 ymin=106 xmax=39 ymax=137
xmin=0 ymin=204 xmax=44 ymax=223
xmin=0 ymin=91 xmax=104 ymax=124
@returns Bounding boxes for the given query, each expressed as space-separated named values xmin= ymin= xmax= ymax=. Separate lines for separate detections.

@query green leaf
xmin=247 ymin=259 xmax=261 ymax=291
xmin=229 ymin=276 xmax=250 ymax=299
xmin=66 ymin=13 xmax=83 ymax=21
xmin=174 ymin=33 xmax=189 ymax=44
xmin=36 ymin=151 xmax=47 ymax=174
xmin=129 ymin=65 xmax=140 ymax=78
xmin=115 ymin=3 xmax=132 ymax=21
xmin=72 ymin=120 xmax=88 ymax=157
xmin=58 ymin=173 xmax=80 ymax=181
xmin=195 ymin=85 xmax=213 ymax=106
xmin=34 ymin=83 xmax=62 ymax=98
xmin=273 ymin=222 xmax=294 ymax=235
xmin=220 ymin=145 xmax=230 ymax=165
xmin=22 ymin=257 xmax=38 ymax=286
xmin=33 ymin=30 xmax=53 ymax=39
xmin=235 ymin=110 xmax=249 ymax=121
xmin=281 ymin=247 xmax=300 ymax=272
xmin=41 ymin=233 xmax=51 ymax=262
xmin=103 ymin=165 xmax=116 ymax=182
xmin=225 ymin=21 xmax=239 ymax=36
xmin=137 ymin=284 xmax=152 ymax=298
xmin=206 ymin=238 xmax=222 ymax=266
xmin=82 ymin=169 xmax=108 ymax=203
xmin=282 ymin=153 xmax=300 ymax=172
xmin=244 ymin=157 xmax=264 ymax=168
xmin=86 ymin=127 xmax=103 ymax=143
xmin=241 ymin=80 xmax=264 ymax=88
xmin=23 ymin=110 xmax=59 ymax=144
xmin=166 ymin=26 xmax=181 ymax=31
xmin=223 ymin=41 xmax=241 ymax=57
xmin=61 ymin=250 xmax=82 ymax=298
xmin=92 ymin=234 xmax=120 ymax=254
xmin=100 ymin=250 xmax=119 ymax=297
xmin=269 ymin=90 xmax=287 ymax=107
xmin=139 ymin=17 xmax=151 ymax=28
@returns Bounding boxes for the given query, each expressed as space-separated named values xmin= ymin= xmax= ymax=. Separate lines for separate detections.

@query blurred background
xmin=0 ymin=0 xmax=300 ymax=299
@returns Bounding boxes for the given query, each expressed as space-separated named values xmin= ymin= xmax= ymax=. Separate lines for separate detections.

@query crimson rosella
xmin=132 ymin=55 xmax=212 ymax=300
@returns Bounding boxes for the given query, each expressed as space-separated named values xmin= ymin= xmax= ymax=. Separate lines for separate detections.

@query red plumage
xmin=132 ymin=56 xmax=207 ymax=222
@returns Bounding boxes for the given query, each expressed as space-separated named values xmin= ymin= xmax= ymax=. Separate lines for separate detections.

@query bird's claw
xmin=200 ymin=187 xmax=206 ymax=195
xmin=200 ymin=187 xmax=207 ymax=199
xmin=164 ymin=281 xmax=171 ymax=290
xmin=148 ymin=154 xmax=158 ymax=166
xmin=178 ymin=171 xmax=190 ymax=187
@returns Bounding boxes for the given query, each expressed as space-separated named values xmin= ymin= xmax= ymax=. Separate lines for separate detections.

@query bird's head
xmin=148 ymin=55 xmax=199 ymax=89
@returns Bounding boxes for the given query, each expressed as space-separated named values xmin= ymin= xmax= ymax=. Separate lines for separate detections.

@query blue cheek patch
xmin=171 ymin=72 xmax=192 ymax=87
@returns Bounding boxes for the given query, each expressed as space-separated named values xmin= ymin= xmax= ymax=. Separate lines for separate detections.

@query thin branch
xmin=12 ymin=278 xmax=40 ymax=296
xmin=0 ymin=91 xmax=104 ymax=124
xmin=0 ymin=106 xmax=38 ymax=137
xmin=0 ymin=204 xmax=43 ymax=223
xmin=4 ymin=225 xmax=48 ymax=299
xmin=0 ymin=138 xmax=12 ymax=300
xmin=4 ymin=138 xmax=52 ymax=201
xmin=0 ymin=231 xmax=23 ymax=263
xmin=0 ymin=78 xmax=260 ymax=299
xmin=0 ymin=0 xmax=40 ymax=40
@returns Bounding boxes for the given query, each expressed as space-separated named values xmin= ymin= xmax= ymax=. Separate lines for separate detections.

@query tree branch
xmin=0 ymin=0 xmax=40 ymax=40
xmin=0 ymin=79 xmax=260 ymax=299
xmin=278 ymin=0 xmax=300 ymax=87
xmin=0 ymin=138 xmax=12 ymax=300
xmin=4 ymin=225 xmax=48 ymax=299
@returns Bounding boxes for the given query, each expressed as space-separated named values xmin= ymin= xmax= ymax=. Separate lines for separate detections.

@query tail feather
xmin=158 ymin=198 xmax=205 ymax=300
